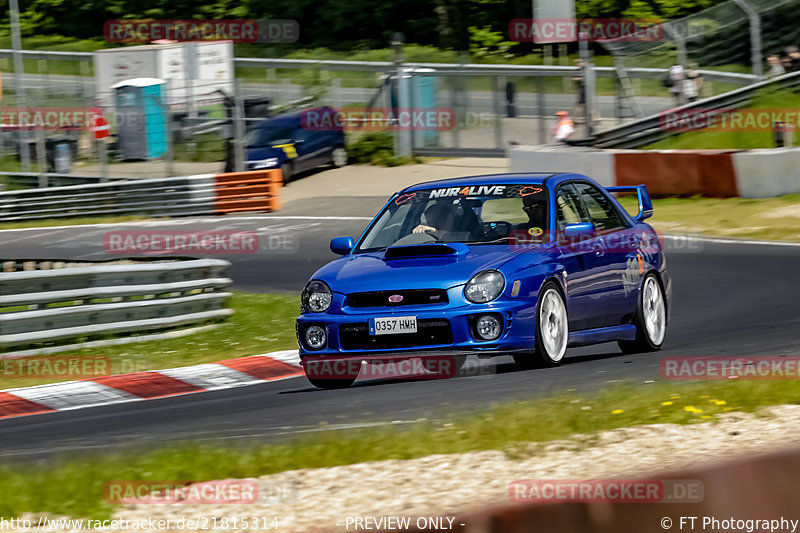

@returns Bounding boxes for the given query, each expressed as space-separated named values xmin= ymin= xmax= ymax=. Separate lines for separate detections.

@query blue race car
xmin=297 ymin=173 xmax=671 ymax=389
xmin=245 ymin=107 xmax=347 ymax=183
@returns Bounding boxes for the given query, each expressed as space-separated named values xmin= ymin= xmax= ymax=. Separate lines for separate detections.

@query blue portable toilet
xmin=112 ymin=78 xmax=167 ymax=160
xmin=409 ymin=68 xmax=438 ymax=147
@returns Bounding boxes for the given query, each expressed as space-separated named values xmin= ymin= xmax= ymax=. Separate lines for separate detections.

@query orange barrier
xmin=699 ymin=150 xmax=740 ymax=197
xmin=614 ymin=151 xmax=739 ymax=197
xmin=213 ymin=169 xmax=282 ymax=214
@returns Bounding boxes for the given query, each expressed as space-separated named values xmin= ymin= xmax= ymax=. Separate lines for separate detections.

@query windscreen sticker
xmin=429 ymin=185 xmax=507 ymax=198
xmin=394 ymin=193 xmax=416 ymax=205
xmin=520 ymin=186 xmax=543 ymax=196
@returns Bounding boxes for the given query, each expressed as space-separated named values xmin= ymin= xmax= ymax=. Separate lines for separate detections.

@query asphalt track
xmin=0 ymin=197 xmax=799 ymax=460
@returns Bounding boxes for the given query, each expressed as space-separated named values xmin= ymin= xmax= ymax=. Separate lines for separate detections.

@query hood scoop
xmin=384 ymin=243 xmax=469 ymax=260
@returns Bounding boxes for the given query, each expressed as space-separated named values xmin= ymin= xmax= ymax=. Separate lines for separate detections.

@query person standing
xmin=573 ymin=58 xmax=587 ymax=123
xmin=669 ymin=64 xmax=685 ymax=106
xmin=768 ymin=54 xmax=786 ymax=77
xmin=552 ymin=111 xmax=575 ymax=144
xmin=683 ymin=63 xmax=703 ymax=103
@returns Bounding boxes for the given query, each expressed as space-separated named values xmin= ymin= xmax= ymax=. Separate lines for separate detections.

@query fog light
xmin=475 ymin=314 xmax=502 ymax=341
xmin=304 ymin=325 xmax=327 ymax=350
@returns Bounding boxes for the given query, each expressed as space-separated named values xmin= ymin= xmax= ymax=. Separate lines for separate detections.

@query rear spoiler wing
xmin=605 ymin=185 xmax=653 ymax=222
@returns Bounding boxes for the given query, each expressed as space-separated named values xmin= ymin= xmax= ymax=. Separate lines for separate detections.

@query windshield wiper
xmin=464 ymin=237 xmax=514 ymax=245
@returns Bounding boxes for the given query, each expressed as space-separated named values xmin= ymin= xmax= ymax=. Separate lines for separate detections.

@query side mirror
xmin=330 ymin=236 xmax=355 ymax=255
xmin=564 ymin=222 xmax=595 ymax=240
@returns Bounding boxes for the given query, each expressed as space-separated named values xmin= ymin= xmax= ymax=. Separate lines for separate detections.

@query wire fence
xmin=602 ymin=0 xmax=800 ymax=103
xmin=0 ymin=32 xmax=768 ymax=182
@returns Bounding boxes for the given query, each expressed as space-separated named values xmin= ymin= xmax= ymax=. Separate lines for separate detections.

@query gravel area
xmin=85 ymin=404 xmax=800 ymax=532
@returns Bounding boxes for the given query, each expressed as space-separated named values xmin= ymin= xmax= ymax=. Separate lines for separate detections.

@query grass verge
xmin=0 ymin=293 xmax=299 ymax=389
xmin=618 ymin=194 xmax=800 ymax=242
xmin=644 ymin=87 xmax=800 ymax=150
xmin=0 ymin=216 xmax=154 ymax=231
xmin=2 ymin=378 xmax=800 ymax=519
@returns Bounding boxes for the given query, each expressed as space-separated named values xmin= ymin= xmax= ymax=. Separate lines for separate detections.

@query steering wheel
xmin=424 ymin=229 xmax=443 ymax=242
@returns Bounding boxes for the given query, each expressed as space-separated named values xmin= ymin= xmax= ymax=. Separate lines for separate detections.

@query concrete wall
xmin=508 ymin=146 xmax=615 ymax=188
xmin=732 ymin=147 xmax=800 ymax=198
xmin=508 ymin=145 xmax=800 ymax=198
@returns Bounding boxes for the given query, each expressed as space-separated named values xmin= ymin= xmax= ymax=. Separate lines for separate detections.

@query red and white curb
xmin=0 ymin=350 xmax=303 ymax=420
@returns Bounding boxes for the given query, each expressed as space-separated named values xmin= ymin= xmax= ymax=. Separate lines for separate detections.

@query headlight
xmin=474 ymin=314 xmax=502 ymax=340
xmin=464 ymin=270 xmax=505 ymax=303
xmin=303 ymin=325 xmax=327 ymax=350
xmin=251 ymin=157 xmax=279 ymax=169
xmin=302 ymin=280 xmax=332 ymax=313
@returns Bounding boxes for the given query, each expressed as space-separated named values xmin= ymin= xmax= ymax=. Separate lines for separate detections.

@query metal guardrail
xmin=0 ymin=175 xmax=215 ymax=221
xmin=236 ymin=57 xmax=758 ymax=85
xmin=0 ymin=49 xmax=759 ymax=86
xmin=0 ymin=170 xmax=281 ymax=222
xmin=0 ymin=172 xmax=123 ymax=189
xmin=591 ymin=70 xmax=800 ymax=148
xmin=0 ymin=258 xmax=232 ymax=350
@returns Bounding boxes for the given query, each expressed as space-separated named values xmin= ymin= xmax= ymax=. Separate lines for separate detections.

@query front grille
xmin=345 ymin=289 xmax=449 ymax=308
xmin=339 ymin=318 xmax=453 ymax=350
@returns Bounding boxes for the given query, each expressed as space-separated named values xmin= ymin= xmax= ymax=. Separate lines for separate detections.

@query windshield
xmin=356 ymin=184 xmax=549 ymax=253
xmin=245 ymin=125 xmax=294 ymax=147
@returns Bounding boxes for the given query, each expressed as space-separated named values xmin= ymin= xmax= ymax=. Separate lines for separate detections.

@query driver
xmin=413 ymin=202 xmax=457 ymax=235
xmin=522 ymin=196 xmax=547 ymax=239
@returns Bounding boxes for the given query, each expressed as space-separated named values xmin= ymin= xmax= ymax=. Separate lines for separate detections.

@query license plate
xmin=370 ymin=316 xmax=417 ymax=335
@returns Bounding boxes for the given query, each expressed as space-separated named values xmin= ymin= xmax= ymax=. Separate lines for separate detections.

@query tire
xmin=618 ymin=273 xmax=666 ymax=354
xmin=280 ymin=162 xmax=293 ymax=184
xmin=304 ymin=359 xmax=359 ymax=389
xmin=306 ymin=377 xmax=357 ymax=389
xmin=331 ymin=146 xmax=348 ymax=168
xmin=513 ymin=281 xmax=569 ymax=370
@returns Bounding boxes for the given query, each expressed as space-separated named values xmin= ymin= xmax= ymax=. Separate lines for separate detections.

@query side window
xmin=293 ymin=127 xmax=311 ymax=142
xmin=555 ymin=184 xmax=589 ymax=232
xmin=573 ymin=183 xmax=628 ymax=232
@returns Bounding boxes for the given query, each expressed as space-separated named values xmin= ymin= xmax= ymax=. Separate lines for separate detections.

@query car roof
xmin=255 ymin=106 xmax=336 ymax=128
xmin=402 ymin=172 xmax=564 ymax=193
xmin=256 ymin=113 xmax=300 ymax=128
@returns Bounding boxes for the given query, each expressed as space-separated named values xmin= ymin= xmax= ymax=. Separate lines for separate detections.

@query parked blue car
xmin=297 ymin=173 xmax=671 ymax=389
xmin=245 ymin=107 xmax=347 ymax=182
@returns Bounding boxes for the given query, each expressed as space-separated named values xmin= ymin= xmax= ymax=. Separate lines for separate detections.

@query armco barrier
xmin=393 ymin=444 xmax=800 ymax=533
xmin=0 ymin=169 xmax=282 ymax=222
xmin=0 ymin=258 xmax=232 ymax=352
xmin=509 ymin=145 xmax=800 ymax=198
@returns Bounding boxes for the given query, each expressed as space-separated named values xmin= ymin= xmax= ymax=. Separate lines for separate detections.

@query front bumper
xmin=296 ymin=297 xmax=537 ymax=360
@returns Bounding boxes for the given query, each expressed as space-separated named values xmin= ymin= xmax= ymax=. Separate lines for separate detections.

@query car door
xmin=555 ymin=183 xmax=618 ymax=331
xmin=572 ymin=182 xmax=636 ymax=327
xmin=292 ymin=127 xmax=332 ymax=172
